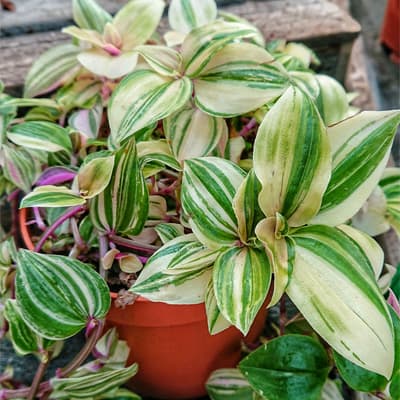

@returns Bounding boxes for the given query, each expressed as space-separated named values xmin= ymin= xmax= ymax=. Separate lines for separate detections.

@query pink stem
xmin=33 ymin=207 xmax=47 ymax=231
xmin=108 ymin=234 xmax=159 ymax=254
xmin=238 ymin=117 xmax=257 ymax=137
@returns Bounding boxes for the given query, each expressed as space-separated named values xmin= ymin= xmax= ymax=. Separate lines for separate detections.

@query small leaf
xmin=239 ymin=335 xmax=330 ymax=400
xmin=155 ymin=223 xmax=184 ymax=244
xmin=68 ymin=100 xmax=103 ymax=139
xmin=136 ymin=45 xmax=182 ymax=77
xmin=15 ymin=250 xmax=110 ymax=340
xmin=20 ymin=186 xmax=85 ymax=208
xmin=72 ymin=0 xmax=112 ymax=32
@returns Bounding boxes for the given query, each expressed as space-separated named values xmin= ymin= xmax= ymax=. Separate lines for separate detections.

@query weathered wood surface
xmin=0 ymin=0 xmax=360 ymax=93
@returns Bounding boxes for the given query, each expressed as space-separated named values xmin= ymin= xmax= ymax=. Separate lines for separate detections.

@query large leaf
xmin=239 ymin=335 xmax=330 ymax=400
xmin=313 ymin=110 xmax=400 ymax=225
xmin=379 ymin=168 xmax=400 ymax=237
xmin=15 ymin=250 xmax=110 ymax=340
xmin=113 ymin=0 xmax=165 ymax=49
xmin=254 ymin=86 xmax=331 ymax=226
xmin=24 ymin=44 xmax=80 ymax=98
xmin=131 ymin=234 xmax=211 ymax=304
xmin=181 ymin=157 xmax=245 ymax=248
xmin=164 ymin=105 xmax=228 ymax=163
xmin=90 ymin=138 xmax=148 ymax=235
xmin=72 ymin=0 xmax=112 ymax=32
xmin=213 ymin=246 xmax=271 ymax=335
xmin=108 ymin=70 xmax=192 ymax=144
xmin=194 ymin=42 xmax=288 ymax=117
xmin=169 ymin=0 xmax=217 ymax=33
xmin=7 ymin=121 xmax=72 ymax=153
xmin=286 ymin=225 xmax=394 ymax=379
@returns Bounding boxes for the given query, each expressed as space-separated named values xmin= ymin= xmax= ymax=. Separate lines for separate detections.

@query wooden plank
xmin=0 ymin=0 xmax=360 ymax=94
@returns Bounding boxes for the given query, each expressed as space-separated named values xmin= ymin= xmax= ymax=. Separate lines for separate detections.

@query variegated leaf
xmin=168 ymin=0 xmax=217 ymax=33
xmin=312 ymin=110 xmax=400 ymax=226
xmin=20 ymin=186 xmax=85 ymax=208
xmin=194 ymin=42 xmax=288 ymax=116
xmin=254 ymin=86 xmax=331 ymax=226
xmin=286 ymin=225 xmax=394 ymax=379
xmin=24 ymin=44 xmax=80 ymax=98
xmin=233 ymin=169 xmax=264 ymax=244
xmin=72 ymin=0 xmax=112 ymax=32
xmin=77 ymin=155 xmax=115 ymax=199
xmin=56 ymin=79 xmax=101 ymax=111
xmin=68 ymin=100 xmax=103 ymax=139
xmin=379 ymin=168 xmax=400 ymax=237
xmin=136 ymin=45 xmax=182 ymax=77
xmin=7 ymin=121 xmax=72 ymax=153
xmin=213 ymin=246 xmax=271 ymax=335
xmin=163 ymin=105 xmax=228 ymax=163
xmin=113 ymin=0 xmax=165 ymax=49
xmin=182 ymin=21 xmax=260 ymax=77
xmin=108 ymin=70 xmax=192 ymax=144
xmin=90 ymin=138 xmax=148 ymax=235
xmin=181 ymin=157 xmax=245 ymax=248
xmin=255 ymin=215 xmax=295 ymax=306
xmin=16 ymin=250 xmax=111 ymax=340
xmin=155 ymin=223 xmax=184 ymax=244
xmin=6 ymin=98 xmax=60 ymax=110
xmin=137 ymin=139 xmax=181 ymax=172
xmin=205 ymin=278 xmax=232 ymax=335
xmin=131 ymin=234 xmax=211 ymax=304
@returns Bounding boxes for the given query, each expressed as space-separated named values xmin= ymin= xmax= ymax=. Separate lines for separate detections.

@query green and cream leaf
xmin=72 ymin=0 xmax=112 ymax=32
xmin=20 ymin=186 xmax=85 ymax=208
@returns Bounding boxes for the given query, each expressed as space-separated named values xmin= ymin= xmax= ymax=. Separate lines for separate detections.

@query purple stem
xmin=33 ymin=207 xmax=47 ymax=231
xmin=98 ymin=235 xmax=109 ymax=279
xmin=34 ymin=205 xmax=86 ymax=252
xmin=108 ymin=234 xmax=159 ymax=254
xmin=238 ymin=117 xmax=257 ymax=137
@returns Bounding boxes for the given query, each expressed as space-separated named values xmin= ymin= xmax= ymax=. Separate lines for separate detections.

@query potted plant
xmin=0 ymin=0 xmax=399 ymax=399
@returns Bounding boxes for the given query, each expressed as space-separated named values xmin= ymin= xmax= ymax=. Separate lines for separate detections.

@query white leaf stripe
xmin=16 ymin=250 xmax=110 ymax=340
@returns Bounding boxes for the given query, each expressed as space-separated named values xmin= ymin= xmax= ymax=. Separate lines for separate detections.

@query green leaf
xmin=181 ymin=157 xmax=245 ymax=248
xmin=113 ymin=0 xmax=165 ymax=49
xmin=254 ymin=86 xmax=331 ymax=226
xmin=100 ymin=388 xmax=141 ymax=400
xmin=169 ymin=0 xmax=217 ymax=34
xmin=379 ymin=168 xmax=400 ymax=237
xmin=90 ymin=138 xmax=148 ymax=235
xmin=239 ymin=335 xmax=330 ymax=400
xmin=72 ymin=0 xmax=112 ymax=32
xmin=333 ymin=351 xmax=388 ymax=392
xmin=164 ymin=105 xmax=228 ymax=163
xmin=206 ymin=369 xmax=257 ymax=400
xmin=6 ymin=98 xmax=60 ymax=110
xmin=213 ymin=246 xmax=271 ymax=335
xmin=286 ymin=225 xmax=394 ymax=379
xmin=78 ymin=155 xmax=115 ymax=199
xmin=24 ymin=44 xmax=80 ymax=98
xmin=131 ymin=234 xmax=211 ymax=304
xmin=108 ymin=70 xmax=192 ymax=144
xmin=20 ymin=186 xmax=85 ymax=208
xmin=56 ymin=79 xmax=101 ymax=111
xmin=313 ymin=110 xmax=400 ymax=225
xmin=389 ymin=307 xmax=400 ymax=399
xmin=155 ymin=223 xmax=184 ymax=244
xmin=15 ymin=250 xmax=110 ymax=340
xmin=194 ymin=42 xmax=288 ymax=117
xmin=136 ymin=45 xmax=182 ymax=77
xmin=7 ymin=121 xmax=72 ymax=153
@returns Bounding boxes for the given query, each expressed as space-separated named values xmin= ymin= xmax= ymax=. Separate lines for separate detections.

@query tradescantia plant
xmin=0 ymin=0 xmax=399 ymax=399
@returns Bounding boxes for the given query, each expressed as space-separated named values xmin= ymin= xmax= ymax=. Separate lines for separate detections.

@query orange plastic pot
xmin=106 ymin=293 xmax=267 ymax=399
xmin=380 ymin=0 xmax=400 ymax=61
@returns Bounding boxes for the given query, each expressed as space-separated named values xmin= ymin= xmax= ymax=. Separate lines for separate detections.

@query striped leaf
xmin=77 ymin=155 xmax=115 ymax=199
xmin=108 ymin=70 xmax=192 ymax=144
xmin=56 ymin=79 xmax=101 ymax=111
xmin=194 ymin=42 xmax=288 ymax=117
xmin=50 ymin=364 xmax=138 ymax=399
xmin=254 ymin=86 xmax=331 ymax=226
xmin=182 ymin=21 xmax=260 ymax=77
xmin=72 ymin=0 xmax=112 ymax=32
xmin=7 ymin=121 xmax=72 ymax=153
xmin=286 ymin=225 xmax=394 ymax=379
xmin=6 ymin=98 xmax=60 ymax=110
xmin=233 ymin=169 xmax=264 ymax=244
xmin=113 ymin=0 xmax=165 ymax=49
xmin=255 ymin=215 xmax=295 ymax=306
xmin=155 ymin=223 xmax=184 ymax=244
xmin=20 ymin=186 xmax=85 ymax=208
xmin=68 ymin=100 xmax=103 ymax=139
xmin=312 ymin=110 xmax=400 ymax=226
xmin=24 ymin=44 xmax=80 ymax=98
xmin=168 ymin=0 xmax=217 ymax=33
xmin=131 ymin=234 xmax=211 ymax=304
xmin=379 ymin=168 xmax=400 ymax=237
xmin=181 ymin=157 xmax=246 ymax=248
xmin=206 ymin=369 xmax=257 ymax=400
xmin=2 ymin=145 xmax=41 ymax=193
xmin=164 ymin=105 xmax=228 ymax=163
xmin=15 ymin=250 xmax=110 ymax=340
xmin=136 ymin=45 xmax=182 ymax=77
xmin=213 ymin=246 xmax=271 ymax=335
xmin=321 ymin=380 xmax=344 ymax=400
xmin=4 ymin=299 xmax=54 ymax=357
xmin=205 ymin=278 xmax=232 ymax=335
xmin=90 ymin=138 xmax=148 ymax=235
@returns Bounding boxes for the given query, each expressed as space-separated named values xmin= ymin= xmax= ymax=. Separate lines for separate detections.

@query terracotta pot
xmin=380 ymin=0 xmax=400 ymax=62
xmin=106 ymin=293 xmax=267 ymax=399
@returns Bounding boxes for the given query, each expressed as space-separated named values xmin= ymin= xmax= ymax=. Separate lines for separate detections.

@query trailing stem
xmin=108 ymin=233 xmax=160 ymax=254
xmin=27 ymin=352 xmax=50 ymax=400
